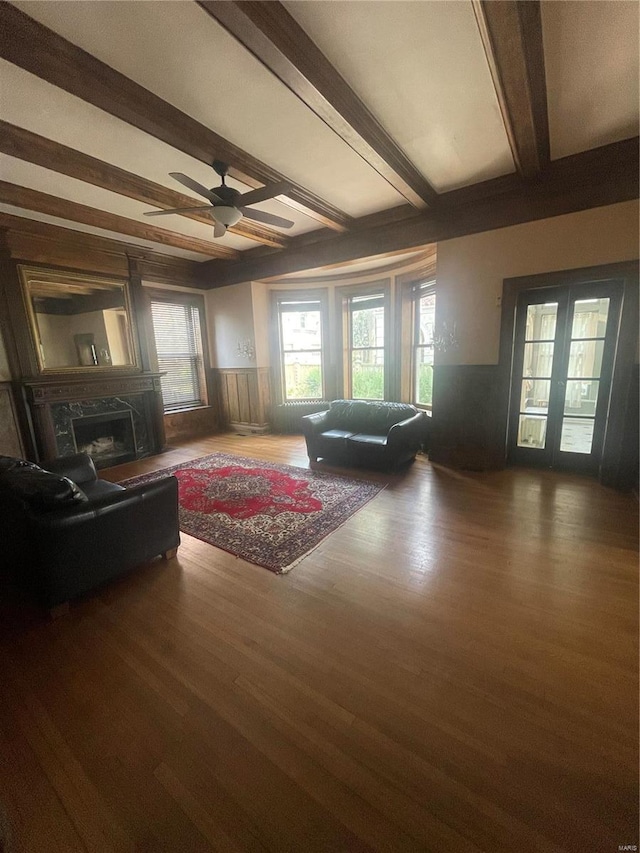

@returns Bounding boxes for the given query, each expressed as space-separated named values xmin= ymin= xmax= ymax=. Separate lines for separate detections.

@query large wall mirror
xmin=19 ymin=266 xmax=138 ymax=373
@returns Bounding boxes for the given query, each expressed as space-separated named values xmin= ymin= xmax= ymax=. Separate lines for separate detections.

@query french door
xmin=508 ymin=281 xmax=622 ymax=473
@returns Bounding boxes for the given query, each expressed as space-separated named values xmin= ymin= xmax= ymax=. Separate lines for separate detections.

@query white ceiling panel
xmin=542 ymin=0 xmax=640 ymax=159
xmin=11 ymin=0 xmax=406 ymax=217
xmin=284 ymin=0 xmax=515 ymax=192
xmin=0 ymin=60 xmax=318 ymax=237
xmin=0 ymin=203 xmax=206 ymax=261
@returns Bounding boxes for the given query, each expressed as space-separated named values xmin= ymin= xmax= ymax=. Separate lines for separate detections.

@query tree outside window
xmin=413 ymin=285 xmax=435 ymax=407
xmin=349 ymin=293 xmax=385 ymax=400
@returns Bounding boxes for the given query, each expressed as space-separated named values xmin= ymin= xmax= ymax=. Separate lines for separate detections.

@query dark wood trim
xmin=0 ymin=381 xmax=26 ymax=457
xmin=200 ymin=1 xmax=437 ymax=209
xmin=0 ymin=2 xmax=350 ymax=232
xmin=0 ymin=121 xmax=287 ymax=249
xmin=200 ymin=138 xmax=639 ymax=287
xmin=472 ymin=0 xmax=549 ymax=177
xmin=0 ymin=182 xmax=236 ymax=260
xmin=0 ymin=212 xmax=205 ymax=285
xmin=127 ymin=257 xmax=155 ymax=374
xmin=498 ymin=260 xmax=639 ymax=486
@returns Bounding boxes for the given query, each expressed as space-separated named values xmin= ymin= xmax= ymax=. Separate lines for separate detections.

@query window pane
xmin=418 ymin=292 xmax=435 ymax=344
xmin=560 ymin=418 xmax=595 ymax=454
xmin=414 ymin=347 xmax=434 ymax=406
xmin=517 ymin=415 xmax=547 ymax=449
xmin=525 ymin=303 xmax=557 ymax=341
xmin=523 ymin=342 xmax=554 ymax=378
xmin=352 ymin=349 xmax=384 ymax=400
xmin=352 ymin=306 xmax=384 ymax=348
xmin=571 ymin=298 xmax=610 ymax=339
xmin=564 ymin=380 xmax=599 ymax=416
xmin=283 ymin=351 xmax=322 ymax=399
xmin=151 ymin=301 xmax=203 ymax=410
xmin=520 ymin=378 xmax=550 ymax=412
xmin=568 ymin=340 xmax=604 ymax=379
xmin=281 ymin=309 xmax=321 ymax=351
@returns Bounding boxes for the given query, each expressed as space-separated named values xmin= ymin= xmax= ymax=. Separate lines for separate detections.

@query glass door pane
xmin=560 ymin=298 xmax=610 ymax=456
xmin=517 ymin=302 xmax=558 ymax=449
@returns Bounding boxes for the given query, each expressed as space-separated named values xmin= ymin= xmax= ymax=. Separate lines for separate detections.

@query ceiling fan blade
xmin=169 ymin=172 xmax=222 ymax=203
xmin=236 ymin=181 xmax=292 ymax=207
xmin=144 ymin=205 xmax=212 ymax=217
xmin=213 ymin=220 xmax=227 ymax=238
xmin=239 ymin=207 xmax=294 ymax=229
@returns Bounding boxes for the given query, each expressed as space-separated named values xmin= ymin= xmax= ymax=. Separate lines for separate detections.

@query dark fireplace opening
xmin=72 ymin=411 xmax=136 ymax=468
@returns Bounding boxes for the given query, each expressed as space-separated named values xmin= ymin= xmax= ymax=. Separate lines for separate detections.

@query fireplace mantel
xmin=22 ymin=373 xmax=166 ymax=465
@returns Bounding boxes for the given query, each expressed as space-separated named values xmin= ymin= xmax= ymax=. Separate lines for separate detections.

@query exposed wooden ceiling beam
xmin=0 ymin=182 xmax=237 ymax=259
xmin=199 ymin=138 xmax=638 ymax=286
xmin=0 ymin=3 xmax=351 ymax=233
xmin=472 ymin=0 xmax=550 ymax=178
xmin=0 ymin=211 xmax=204 ymax=284
xmin=199 ymin=0 xmax=438 ymax=209
xmin=0 ymin=122 xmax=288 ymax=249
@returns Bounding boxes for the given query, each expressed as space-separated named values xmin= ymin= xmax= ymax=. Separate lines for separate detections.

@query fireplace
xmin=72 ymin=410 xmax=136 ymax=467
xmin=22 ymin=375 xmax=166 ymax=468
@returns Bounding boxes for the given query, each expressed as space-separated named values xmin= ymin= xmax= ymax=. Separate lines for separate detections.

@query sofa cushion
xmin=347 ymin=433 xmax=388 ymax=447
xmin=328 ymin=400 xmax=417 ymax=434
xmin=321 ymin=429 xmax=357 ymax=441
xmin=0 ymin=465 xmax=88 ymax=511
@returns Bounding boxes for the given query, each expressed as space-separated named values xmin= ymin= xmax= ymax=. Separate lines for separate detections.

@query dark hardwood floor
xmin=0 ymin=433 xmax=637 ymax=852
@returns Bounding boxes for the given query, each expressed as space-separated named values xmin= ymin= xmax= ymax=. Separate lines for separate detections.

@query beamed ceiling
xmin=0 ymin=0 xmax=638 ymax=288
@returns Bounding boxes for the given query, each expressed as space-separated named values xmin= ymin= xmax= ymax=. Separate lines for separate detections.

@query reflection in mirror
xmin=20 ymin=267 xmax=136 ymax=371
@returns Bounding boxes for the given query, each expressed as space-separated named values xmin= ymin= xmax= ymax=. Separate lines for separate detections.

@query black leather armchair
xmin=0 ymin=452 xmax=180 ymax=611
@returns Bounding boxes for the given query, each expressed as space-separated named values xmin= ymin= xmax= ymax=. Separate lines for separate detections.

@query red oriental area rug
xmin=121 ymin=452 xmax=384 ymax=574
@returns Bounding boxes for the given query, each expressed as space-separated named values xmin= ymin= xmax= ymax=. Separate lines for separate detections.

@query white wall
xmin=436 ymin=200 xmax=639 ymax=365
xmin=205 ymin=281 xmax=256 ymax=368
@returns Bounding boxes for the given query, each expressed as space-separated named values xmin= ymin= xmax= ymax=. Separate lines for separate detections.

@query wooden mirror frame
xmin=18 ymin=264 xmax=140 ymax=375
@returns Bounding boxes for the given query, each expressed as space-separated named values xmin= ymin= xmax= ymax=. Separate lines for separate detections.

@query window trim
xmin=411 ymin=281 xmax=436 ymax=410
xmin=146 ymin=288 xmax=210 ymax=413
xmin=397 ymin=274 xmax=436 ymax=410
xmin=335 ymin=280 xmax=392 ymax=401
xmin=270 ymin=288 xmax=330 ymax=404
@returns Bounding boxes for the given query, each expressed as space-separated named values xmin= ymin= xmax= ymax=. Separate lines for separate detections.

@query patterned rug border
xmin=120 ymin=452 xmax=385 ymax=574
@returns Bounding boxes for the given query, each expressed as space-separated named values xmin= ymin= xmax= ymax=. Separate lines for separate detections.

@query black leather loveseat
xmin=301 ymin=399 xmax=428 ymax=470
xmin=0 ymin=452 xmax=179 ymax=612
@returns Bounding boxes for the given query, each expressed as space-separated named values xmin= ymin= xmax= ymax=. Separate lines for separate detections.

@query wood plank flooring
xmin=0 ymin=433 xmax=637 ymax=852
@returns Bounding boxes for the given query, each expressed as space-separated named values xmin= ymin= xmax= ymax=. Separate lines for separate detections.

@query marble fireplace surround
xmin=23 ymin=374 xmax=165 ymax=468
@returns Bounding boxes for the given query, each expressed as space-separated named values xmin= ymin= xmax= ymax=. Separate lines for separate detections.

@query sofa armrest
xmin=301 ymin=410 xmax=331 ymax=436
xmin=42 ymin=452 xmax=98 ymax=485
xmin=386 ymin=411 xmax=427 ymax=448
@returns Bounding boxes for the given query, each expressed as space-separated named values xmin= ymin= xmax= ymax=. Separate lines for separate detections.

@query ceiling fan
xmin=144 ymin=160 xmax=295 ymax=237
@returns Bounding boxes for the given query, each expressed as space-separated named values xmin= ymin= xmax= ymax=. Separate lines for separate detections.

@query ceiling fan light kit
xmin=144 ymin=161 xmax=295 ymax=238
xmin=212 ymin=205 xmax=242 ymax=227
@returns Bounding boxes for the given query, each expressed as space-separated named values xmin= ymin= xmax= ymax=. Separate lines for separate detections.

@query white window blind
xmin=150 ymin=300 xmax=204 ymax=411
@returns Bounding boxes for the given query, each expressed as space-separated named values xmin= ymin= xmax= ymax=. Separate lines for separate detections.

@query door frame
xmin=497 ymin=260 xmax=639 ymax=485
xmin=507 ymin=280 xmax=623 ymax=473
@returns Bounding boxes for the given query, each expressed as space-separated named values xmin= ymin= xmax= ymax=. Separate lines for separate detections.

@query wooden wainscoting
xmin=163 ymin=405 xmax=219 ymax=446
xmin=429 ymin=364 xmax=507 ymax=470
xmin=214 ymin=367 xmax=271 ymax=433
xmin=0 ymin=381 xmax=25 ymax=457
